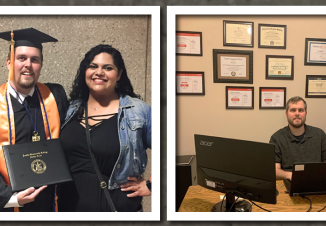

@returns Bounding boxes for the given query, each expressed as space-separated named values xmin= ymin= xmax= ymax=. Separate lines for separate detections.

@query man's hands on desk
xmin=275 ymin=163 xmax=292 ymax=180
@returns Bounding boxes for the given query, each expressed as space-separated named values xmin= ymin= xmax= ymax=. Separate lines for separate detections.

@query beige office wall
xmin=176 ymin=15 xmax=326 ymax=156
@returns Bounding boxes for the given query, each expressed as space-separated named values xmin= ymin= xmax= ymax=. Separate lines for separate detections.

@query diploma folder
xmin=3 ymin=139 xmax=72 ymax=192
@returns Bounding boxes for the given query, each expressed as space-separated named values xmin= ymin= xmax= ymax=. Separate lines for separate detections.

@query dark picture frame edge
xmin=213 ymin=49 xmax=253 ymax=84
xmin=223 ymin=20 xmax=254 ymax=48
xmin=305 ymin=75 xmax=326 ymax=98
xmin=176 ymin=71 xmax=205 ymax=95
xmin=259 ymin=87 xmax=287 ymax=109
xmin=265 ymin=55 xmax=294 ymax=80
xmin=304 ymin=38 xmax=326 ymax=66
xmin=226 ymin=86 xmax=254 ymax=109
xmin=258 ymin=23 xmax=287 ymax=49
xmin=176 ymin=31 xmax=203 ymax=56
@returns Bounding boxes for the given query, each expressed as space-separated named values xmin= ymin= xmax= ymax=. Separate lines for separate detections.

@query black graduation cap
xmin=0 ymin=27 xmax=57 ymax=51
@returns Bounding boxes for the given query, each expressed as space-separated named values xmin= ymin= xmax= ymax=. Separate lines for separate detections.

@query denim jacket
xmin=61 ymin=94 xmax=151 ymax=190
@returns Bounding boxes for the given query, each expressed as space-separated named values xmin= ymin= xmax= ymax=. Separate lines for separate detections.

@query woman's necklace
xmin=88 ymin=96 xmax=119 ymax=112
xmin=88 ymin=103 xmax=101 ymax=111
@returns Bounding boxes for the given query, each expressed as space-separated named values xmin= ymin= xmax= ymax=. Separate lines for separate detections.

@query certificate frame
xmin=259 ymin=87 xmax=286 ymax=109
xmin=258 ymin=24 xmax=286 ymax=49
xmin=223 ymin=20 xmax=254 ymax=48
xmin=305 ymin=75 xmax=326 ymax=98
xmin=176 ymin=71 xmax=205 ymax=95
xmin=226 ymin=86 xmax=254 ymax=109
xmin=265 ymin=55 xmax=294 ymax=80
xmin=304 ymin=38 xmax=326 ymax=66
xmin=176 ymin=31 xmax=203 ymax=56
xmin=213 ymin=49 xmax=253 ymax=84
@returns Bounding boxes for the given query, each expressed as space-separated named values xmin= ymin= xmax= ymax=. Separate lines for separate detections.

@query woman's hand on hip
xmin=120 ymin=177 xmax=151 ymax=197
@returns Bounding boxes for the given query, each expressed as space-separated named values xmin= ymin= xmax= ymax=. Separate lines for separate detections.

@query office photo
xmin=168 ymin=6 xmax=326 ymax=221
xmin=0 ymin=6 xmax=160 ymax=221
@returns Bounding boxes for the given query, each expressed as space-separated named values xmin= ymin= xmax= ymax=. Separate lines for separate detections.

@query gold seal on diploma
xmin=31 ymin=159 xmax=47 ymax=174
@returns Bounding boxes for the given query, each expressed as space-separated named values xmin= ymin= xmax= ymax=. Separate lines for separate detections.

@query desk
xmin=178 ymin=181 xmax=326 ymax=212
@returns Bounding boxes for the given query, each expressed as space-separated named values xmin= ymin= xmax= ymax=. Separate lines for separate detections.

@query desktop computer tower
xmin=176 ymin=155 xmax=197 ymax=211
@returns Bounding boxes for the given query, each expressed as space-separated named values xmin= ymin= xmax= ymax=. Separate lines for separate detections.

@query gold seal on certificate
xmin=221 ymin=56 xmax=246 ymax=78
xmin=258 ymin=24 xmax=286 ymax=49
xmin=31 ymin=159 xmax=47 ymax=174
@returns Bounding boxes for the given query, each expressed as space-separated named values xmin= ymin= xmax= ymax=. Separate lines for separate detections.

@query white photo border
xmin=167 ymin=5 xmax=326 ymax=221
xmin=0 ymin=6 xmax=160 ymax=221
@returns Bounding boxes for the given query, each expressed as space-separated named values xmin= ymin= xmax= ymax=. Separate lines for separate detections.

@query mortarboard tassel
xmin=8 ymin=30 xmax=14 ymax=81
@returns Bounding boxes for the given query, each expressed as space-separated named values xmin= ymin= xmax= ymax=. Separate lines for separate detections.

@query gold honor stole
xmin=0 ymin=82 xmax=60 ymax=188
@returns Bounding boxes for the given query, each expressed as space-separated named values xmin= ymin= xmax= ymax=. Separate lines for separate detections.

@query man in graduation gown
xmin=0 ymin=28 xmax=68 ymax=211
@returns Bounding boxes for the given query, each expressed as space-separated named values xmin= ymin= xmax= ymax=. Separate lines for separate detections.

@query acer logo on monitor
xmin=200 ymin=141 xmax=213 ymax=146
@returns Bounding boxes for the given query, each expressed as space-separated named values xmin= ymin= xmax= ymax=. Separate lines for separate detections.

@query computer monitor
xmin=195 ymin=134 xmax=277 ymax=212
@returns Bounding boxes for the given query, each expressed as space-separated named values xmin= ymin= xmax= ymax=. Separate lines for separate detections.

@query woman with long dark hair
xmin=57 ymin=44 xmax=151 ymax=212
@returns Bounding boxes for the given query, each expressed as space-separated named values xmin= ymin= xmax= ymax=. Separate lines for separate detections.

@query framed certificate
xmin=266 ymin=55 xmax=294 ymax=80
xmin=305 ymin=75 xmax=326 ymax=98
xmin=223 ymin=20 xmax=254 ymax=47
xmin=213 ymin=49 xmax=253 ymax=84
xmin=176 ymin=31 xmax=203 ymax=56
xmin=258 ymin=24 xmax=286 ymax=49
xmin=176 ymin=71 xmax=205 ymax=95
xmin=259 ymin=87 xmax=286 ymax=109
xmin=304 ymin=38 xmax=326 ymax=66
xmin=226 ymin=86 xmax=254 ymax=109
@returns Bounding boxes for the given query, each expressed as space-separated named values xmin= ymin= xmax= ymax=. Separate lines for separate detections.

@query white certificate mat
xmin=308 ymin=41 xmax=326 ymax=62
xmin=221 ymin=56 xmax=246 ymax=77
xmin=176 ymin=73 xmax=203 ymax=93
xmin=261 ymin=89 xmax=285 ymax=107
xmin=308 ymin=79 xmax=326 ymax=95
xmin=176 ymin=32 xmax=201 ymax=54
xmin=228 ymin=87 xmax=252 ymax=106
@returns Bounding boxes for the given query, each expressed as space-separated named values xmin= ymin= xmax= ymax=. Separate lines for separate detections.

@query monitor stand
xmin=211 ymin=192 xmax=252 ymax=212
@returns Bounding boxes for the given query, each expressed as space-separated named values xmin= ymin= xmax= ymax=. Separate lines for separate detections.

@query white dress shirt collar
xmin=7 ymin=82 xmax=35 ymax=104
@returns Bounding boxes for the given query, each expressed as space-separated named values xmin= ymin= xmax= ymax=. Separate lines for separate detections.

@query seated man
xmin=269 ymin=96 xmax=326 ymax=181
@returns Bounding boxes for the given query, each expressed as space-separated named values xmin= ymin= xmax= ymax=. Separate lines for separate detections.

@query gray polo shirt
xmin=269 ymin=124 xmax=326 ymax=171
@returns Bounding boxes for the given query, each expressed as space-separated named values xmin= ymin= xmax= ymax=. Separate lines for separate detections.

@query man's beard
xmin=18 ymin=76 xmax=35 ymax=89
xmin=288 ymin=117 xmax=306 ymax=128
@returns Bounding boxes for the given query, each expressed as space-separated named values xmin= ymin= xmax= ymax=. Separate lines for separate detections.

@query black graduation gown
xmin=0 ymin=83 xmax=68 ymax=212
